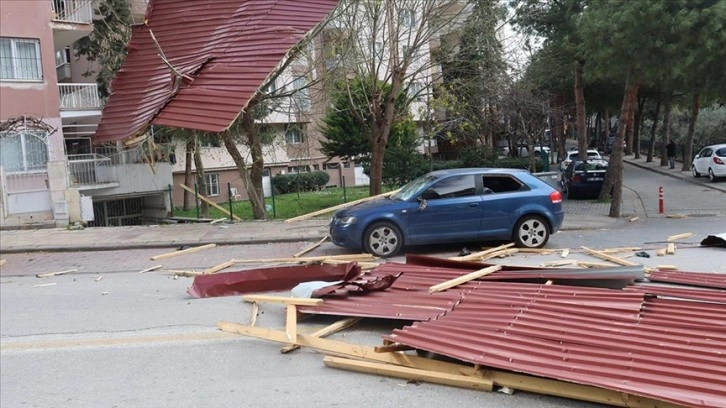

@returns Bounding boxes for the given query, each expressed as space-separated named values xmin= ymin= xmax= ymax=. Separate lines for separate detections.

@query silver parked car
xmin=692 ymin=144 xmax=726 ymax=182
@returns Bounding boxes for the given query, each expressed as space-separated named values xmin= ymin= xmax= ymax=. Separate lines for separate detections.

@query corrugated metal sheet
xmin=648 ymin=270 xmax=726 ymax=289
xmin=295 ymin=258 xmax=725 ymax=407
xmin=95 ymin=0 xmax=338 ymax=143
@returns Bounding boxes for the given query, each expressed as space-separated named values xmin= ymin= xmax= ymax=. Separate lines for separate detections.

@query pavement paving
xmin=3 ymin=156 xmax=718 ymax=254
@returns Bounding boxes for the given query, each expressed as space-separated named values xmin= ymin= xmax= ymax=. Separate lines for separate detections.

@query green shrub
xmin=273 ymin=171 xmax=330 ymax=194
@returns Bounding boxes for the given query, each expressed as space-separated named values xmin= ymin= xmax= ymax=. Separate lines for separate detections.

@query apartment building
xmin=0 ymin=0 xmax=172 ymax=229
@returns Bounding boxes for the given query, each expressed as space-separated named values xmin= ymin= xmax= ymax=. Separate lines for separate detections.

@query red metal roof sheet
xmin=648 ymin=270 xmax=726 ymax=289
xmin=95 ymin=0 xmax=338 ymax=143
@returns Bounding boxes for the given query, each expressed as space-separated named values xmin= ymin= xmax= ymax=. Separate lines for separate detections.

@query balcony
xmin=67 ymin=153 xmax=119 ymax=190
xmin=59 ymin=83 xmax=103 ymax=119
xmin=51 ymin=0 xmax=93 ymax=47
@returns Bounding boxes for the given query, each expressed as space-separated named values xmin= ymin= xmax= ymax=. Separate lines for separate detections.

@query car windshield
xmin=390 ymin=174 xmax=438 ymax=201
xmin=575 ymin=159 xmax=609 ymax=171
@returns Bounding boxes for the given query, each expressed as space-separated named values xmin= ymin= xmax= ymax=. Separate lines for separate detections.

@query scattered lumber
xmin=179 ymin=183 xmax=241 ymax=221
xmin=139 ymin=265 xmax=163 ymax=273
xmin=580 ymin=246 xmax=638 ymax=266
xmin=36 ymin=269 xmax=77 ymax=278
xmin=656 ymin=248 xmax=667 ymax=257
xmin=203 ymin=260 xmax=235 ymax=274
xmin=666 ymin=243 xmax=676 ymax=255
xmin=0 ymin=259 xmax=6 ymax=266
xmin=666 ymin=232 xmax=695 ymax=242
xmin=450 ymin=243 xmax=514 ymax=261
xmin=293 ymin=236 xmax=329 ymax=258
xmin=542 ymin=260 xmax=578 ymax=267
xmin=322 ymin=260 xmax=379 ymax=270
xmin=150 ymin=243 xmax=216 ymax=261
xmin=598 ymin=247 xmax=640 ymax=254
xmin=374 ymin=343 xmax=414 ymax=353
xmin=242 ymin=295 xmax=324 ymax=341
xmin=666 ymin=213 xmax=687 ymax=219
xmin=429 ymin=265 xmax=502 ymax=293
xmin=281 ymin=317 xmax=361 ymax=354
xmin=576 ymin=261 xmax=616 ymax=268
xmin=515 ymin=248 xmax=556 ymax=255
xmin=488 ymin=249 xmax=518 ymax=259
xmin=163 ymin=269 xmax=202 ymax=277
xmin=324 ymin=356 xmax=492 ymax=391
xmin=656 ymin=265 xmax=679 ymax=270
xmin=560 ymin=249 xmax=569 ymax=258
xmin=285 ymin=189 xmax=400 ymax=223
xmin=33 ymin=282 xmax=57 ymax=288
xmin=628 ymin=216 xmax=639 ymax=222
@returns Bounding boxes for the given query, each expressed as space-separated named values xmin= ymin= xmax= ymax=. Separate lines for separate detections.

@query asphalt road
xmin=1 ymin=163 xmax=724 ymax=408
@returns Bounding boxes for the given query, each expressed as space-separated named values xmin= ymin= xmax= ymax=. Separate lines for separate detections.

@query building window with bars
xmin=205 ymin=173 xmax=220 ymax=197
xmin=285 ymin=124 xmax=304 ymax=144
xmin=292 ymin=76 xmax=310 ymax=111
xmin=0 ymin=37 xmax=43 ymax=80
xmin=0 ymin=131 xmax=49 ymax=173
xmin=400 ymin=9 xmax=416 ymax=27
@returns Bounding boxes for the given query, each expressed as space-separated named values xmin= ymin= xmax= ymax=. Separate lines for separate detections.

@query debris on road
xmin=139 ymin=265 xmax=163 ymax=273
xmin=667 ymin=232 xmax=694 ymax=242
xmin=150 ymin=243 xmax=217 ymax=261
xmin=701 ymin=233 xmax=726 ymax=248
xmin=32 ymin=282 xmax=57 ymax=288
xmin=35 ymin=269 xmax=77 ymax=278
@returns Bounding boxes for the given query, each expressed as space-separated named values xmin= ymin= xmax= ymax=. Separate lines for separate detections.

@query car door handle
xmin=469 ymin=203 xmax=479 ymax=207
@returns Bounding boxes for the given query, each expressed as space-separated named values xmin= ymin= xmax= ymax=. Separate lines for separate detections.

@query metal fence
xmin=58 ymin=83 xmax=102 ymax=110
xmin=51 ymin=0 xmax=93 ymax=23
xmin=67 ymin=153 xmax=117 ymax=186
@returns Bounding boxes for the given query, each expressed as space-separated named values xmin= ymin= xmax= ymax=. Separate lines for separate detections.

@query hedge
xmin=272 ymin=171 xmax=330 ymax=194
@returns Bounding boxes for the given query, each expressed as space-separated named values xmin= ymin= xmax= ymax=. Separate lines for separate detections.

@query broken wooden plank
xmin=242 ymin=295 xmax=323 ymax=306
xmin=656 ymin=248 xmax=667 ymax=257
xmin=281 ymin=317 xmax=361 ymax=354
xmin=249 ymin=302 xmax=259 ymax=327
xmin=33 ymin=282 xmax=57 ymax=288
xmin=513 ymin=248 xmax=555 ymax=255
xmin=324 ymin=356 xmax=492 ymax=391
xmin=150 ymin=243 xmax=217 ymax=261
xmin=139 ymin=265 xmax=163 ymax=273
xmin=164 ymin=269 xmax=203 ymax=277
xmin=560 ymin=249 xmax=570 ymax=258
xmin=293 ymin=235 xmax=329 ymax=258
xmin=322 ymin=260 xmax=379 ymax=270
xmin=656 ymin=265 xmax=679 ymax=270
xmin=285 ymin=190 xmax=400 ymax=223
xmin=666 ymin=243 xmax=676 ymax=255
xmin=374 ymin=344 xmax=415 ymax=353
xmin=575 ymin=261 xmax=616 ymax=268
xmin=203 ymin=260 xmax=235 ymax=274
xmin=542 ymin=260 xmax=579 ymax=267
xmin=0 ymin=259 xmax=6 ymax=266
xmin=449 ymin=243 xmax=514 ymax=261
xmin=429 ymin=265 xmax=502 ymax=293
xmin=628 ymin=216 xmax=639 ymax=222
xmin=580 ymin=246 xmax=638 ymax=266
xmin=179 ymin=183 xmax=241 ymax=221
xmin=666 ymin=213 xmax=687 ymax=219
xmin=489 ymin=249 xmax=519 ymax=259
xmin=36 ymin=269 xmax=77 ymax=278
xmin=667 ymin=232 xmax=694 ymax=242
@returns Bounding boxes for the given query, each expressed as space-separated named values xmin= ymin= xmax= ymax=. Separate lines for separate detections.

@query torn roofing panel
xmin=95 ymin=0 xmax=338 ymax=143
xmin=647 ymin=270 xmax=726 ymax=289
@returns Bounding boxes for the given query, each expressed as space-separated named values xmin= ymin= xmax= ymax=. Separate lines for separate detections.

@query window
xmin=400 ymin=9 xmax=416 ymax=27
xmin=205 ymin=173 xmax=220 ymax=197
xmin=409 ymin=82 xmax=424 ymax=101
xmin=287 ymin=165 xmax=310 ymax=173
xmin=0 ymin=131 xmax=49 ymax=173
xmin=1 ymin=37 xmax=42 ymax=80
xmin=292 ymin=76 xmax=310 ymax=111
xmin=264 ymin=79 xmax=278 ymax=96
xmin=374 ymin=41 xmax=383 ymax=58
xmin=55 ymin=47 xmax=70 ymax=67
xmin=481 ymin=175 xmax=525 ymax=194
xmin=423 ymin=175 xmax=476 ymax=200
xmin=285 ymin=124 xmax=304 ymax=144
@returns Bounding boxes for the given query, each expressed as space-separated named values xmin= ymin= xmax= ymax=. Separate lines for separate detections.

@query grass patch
xmin=173 ymin=186 xmax=376 ymax=220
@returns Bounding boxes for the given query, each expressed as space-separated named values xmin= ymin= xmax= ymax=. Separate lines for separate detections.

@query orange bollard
xmin=658 ymin=186 xmax=664 ymax=214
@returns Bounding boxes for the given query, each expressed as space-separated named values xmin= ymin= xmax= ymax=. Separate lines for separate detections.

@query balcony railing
xmin=51 ymin=0 xmax=93 ymax=24
xmin=67 ymin=153 xmax=118 ymax=187
xmin=59 ymin=83 xmax=103 ymax=110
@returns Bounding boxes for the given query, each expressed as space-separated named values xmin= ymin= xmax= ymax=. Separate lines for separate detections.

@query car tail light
xmin=549 ymin=190 xmax=562 ymax=204
xmin=714 ymin=157 xmax=725 ymax=165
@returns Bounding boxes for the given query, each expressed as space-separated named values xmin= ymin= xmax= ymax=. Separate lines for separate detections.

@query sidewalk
xmin=623 ymin=155 xmax=726 ymax=193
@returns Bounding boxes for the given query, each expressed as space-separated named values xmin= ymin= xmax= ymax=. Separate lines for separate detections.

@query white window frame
xmin=0 ymin=37 xmax=43 ymax=81
xmin=400 ymin=9 xmax=416 ymax=27
xmin=205 ymin=173 xmax=220 ymax=197
xmin=285 ymin=124 xmax=304 ymax=145
xmin=0 ymin=131 xmax=49 ymax=174
xmin=292 ymin=76 xmax=310 ymax=111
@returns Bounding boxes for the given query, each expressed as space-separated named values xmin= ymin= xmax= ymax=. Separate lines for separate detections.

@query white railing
xmin=58 ymin=83 xmax=103 ymax=110
xmin=51 ymin=0 xmax=93 ymax=24
xmin=67 ymin=153 xmax=118 ymax=186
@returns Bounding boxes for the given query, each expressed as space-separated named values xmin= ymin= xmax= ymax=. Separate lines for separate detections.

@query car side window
xmin=425 ymin=175 xmax=476 ymax=199
xmin=481 ymin=175 xmax=525 ymax=193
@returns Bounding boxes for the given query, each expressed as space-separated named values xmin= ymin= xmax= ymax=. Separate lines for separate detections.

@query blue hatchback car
xmin=329 ymin=168 xmax=565 ymax=257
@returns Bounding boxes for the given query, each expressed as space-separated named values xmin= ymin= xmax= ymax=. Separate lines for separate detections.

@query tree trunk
xmin=632 ymin=97 xmax=645 ymax=159
xmin=646 ymin=95 xmax=660 ymax=162
xmin=594 ymin=110 xmax=601 ymax=150
xmin=682 ymin=92 xmax=700 ymax=171
xmin=624 ymin=99 xmax=635 ymax=156
xmin=574 ymin=60 xmax=588 ymax=161
xmin=240 ymin=109 xmax=266 ymax=219
xmin=604 ymin=108 xmax=610 ymax=147
xmin=183 ymin=136 xmax=194 ymax=210
xmin=220 ymin=131 xmax=266 ymax=219
xmin=553 ymin=95 xmax=565 ymax=162
xmin=600 ymin=69 xmax=641 ymax=219
xmin=660 ymin=91 xmax=672 ymax=167
xmin=192 ymin=133 xmax=209 ymax=218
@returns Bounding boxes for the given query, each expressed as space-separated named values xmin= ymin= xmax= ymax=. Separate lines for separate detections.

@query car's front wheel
xmin=512 ymin=215 xmax=550 ymax=248
xmin=363 ymin=221 xmax=403 ymax=257
xmin=709 ymin=168 xmax=718 ymax=182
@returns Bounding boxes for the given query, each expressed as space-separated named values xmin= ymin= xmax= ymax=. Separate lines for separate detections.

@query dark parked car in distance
xmin=329 ymin=168 xmax=565 ymax=257
xmin=561 ymin=159 xmax=609 ymax=199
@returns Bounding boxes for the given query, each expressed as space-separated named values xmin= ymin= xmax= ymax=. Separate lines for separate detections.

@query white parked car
xmin=692 ymin=144 xmax=726 ymax=182
xmin=559 ymin=149 xmax=602 ymax=172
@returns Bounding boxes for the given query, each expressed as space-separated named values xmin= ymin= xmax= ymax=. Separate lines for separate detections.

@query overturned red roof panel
xmin=647 ymin=269 xmax=726 ymax=289
xmin=95 ymin=0 xmax=338 ymax=143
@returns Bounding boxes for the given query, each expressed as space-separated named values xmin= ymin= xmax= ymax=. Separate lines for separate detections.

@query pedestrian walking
xmin=666 ymin=140 xmax=676 ymax=169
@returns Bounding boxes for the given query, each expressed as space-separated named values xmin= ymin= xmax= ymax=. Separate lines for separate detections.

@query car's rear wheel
xmin=512 ymin=215 xmax=550 ymax=248
xmin=363 ymin=221 xmax=403 ymax=257
xmin=692 ymin=165 xmax=700 ymax=177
